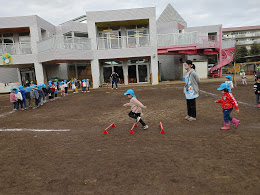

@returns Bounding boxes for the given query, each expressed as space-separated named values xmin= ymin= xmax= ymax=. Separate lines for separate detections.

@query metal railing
xmin=97 ymin=35 xmax=150 ymax=50
xmin=37 ymin=35 xmax=91 ymax=53
xmin=0 ymin=42 xmax=32 ymax=55
xmin=157 ymin=33 xmax=220 ymax=48
xmin=157 ymin=32 xmax=197 ymax=47
xmin=222 ymin=39 xmax=236 ymax=49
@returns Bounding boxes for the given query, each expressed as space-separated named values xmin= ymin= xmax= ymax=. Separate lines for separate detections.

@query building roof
xmin=223 ymin=25 xmax=260 ymax=32
xmin=157 ymin=4 xmax=186 ymax=25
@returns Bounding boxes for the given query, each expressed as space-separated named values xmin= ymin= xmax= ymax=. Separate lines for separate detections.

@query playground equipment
xmin=130 ymin=123 xmax=138 ymax=135
xmin=159 ymin=122 xmax=165 ymax=134
xmin=103 ymin=123 xmax=116 ymax=134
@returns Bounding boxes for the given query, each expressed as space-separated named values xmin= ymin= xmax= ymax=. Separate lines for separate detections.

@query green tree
xmin=234 ymin=46 xmax=248 ymax=63
xmin=249 ymin=43 xmax=260 ymax=55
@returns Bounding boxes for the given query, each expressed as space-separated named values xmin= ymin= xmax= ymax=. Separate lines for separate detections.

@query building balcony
xmin=223 ymin=32 xmax=260 ymax=39
xmin=37 ymin=35 xmax=91 ymax=53
xmin=0 ymin=43 xmax=32 ymax=55
xmin=236 ymin=39 xmax=260 ymax=45
xmin=157 ymin=32 xmax=220 ymax=48
xmin=97 ymin=35 xmax=150 ymax=50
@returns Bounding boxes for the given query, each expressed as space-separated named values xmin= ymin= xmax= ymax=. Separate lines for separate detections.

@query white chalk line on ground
xmin=199 ymin=90 xmax=256 ymax=108
xmin=0 ymin=128 xmax=71 ymax=132
xmin=163 ymin=86 xmax=256 ymax=108
xmin=0 ymin=111 xmax=15 ymax=118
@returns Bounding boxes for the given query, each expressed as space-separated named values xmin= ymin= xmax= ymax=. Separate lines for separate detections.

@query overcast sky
xmin=0 ymin=0 xmax=259 ymax=28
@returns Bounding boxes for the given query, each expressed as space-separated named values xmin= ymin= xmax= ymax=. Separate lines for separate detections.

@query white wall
xmin=182 ymin=61 xmax=208 ymax=79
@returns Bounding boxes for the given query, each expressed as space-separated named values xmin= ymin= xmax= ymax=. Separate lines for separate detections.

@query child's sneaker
xmin=140 ymin=125 xmax=149 ymax=130
xmin=136 ymin=116 xmax=141 ymax=123
xmin=185 ymin=115 xmax=190 ymax=120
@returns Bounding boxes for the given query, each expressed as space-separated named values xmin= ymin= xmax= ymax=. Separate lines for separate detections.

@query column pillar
xmin=34 ymin=62 xmax=45 ymax=84
xmin=91 ymin=59 xmax=100 ymax=88
xmin=151 ymin=55 xmax=159 ymax=85
xmin=123 ymin=60 xmax=128 ymax=85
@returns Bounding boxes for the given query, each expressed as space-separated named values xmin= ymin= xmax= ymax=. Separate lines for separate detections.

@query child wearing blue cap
xmin=18 ymin=86 xmax=27 ymax=109
xmin=215 ymin=83 xmax=240 ymax=130
xmin=10 ymin=88 xmax=18 ymax=110
xmin=225 ymin=75 xmax=233 ymax=92
xmin=123 ymin=89 xmax=148 ymax=130
xmin=26 ymin=86 xmax=34 ymax=108
xmin=82 ymin=79 xmax=87 ymax=93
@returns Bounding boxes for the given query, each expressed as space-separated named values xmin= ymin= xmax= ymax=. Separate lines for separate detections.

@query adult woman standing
xmin=184 ymin=60 xmax=200 ymax=121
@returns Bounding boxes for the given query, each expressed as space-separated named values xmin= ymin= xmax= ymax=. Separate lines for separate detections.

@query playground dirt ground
xmin=0 ymin=77 xmax=259 ymax=194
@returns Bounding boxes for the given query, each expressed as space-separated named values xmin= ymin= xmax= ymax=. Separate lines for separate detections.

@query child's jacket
xmin=125 ymin=97 xmax=146 ymax=113
xmin=10 ymin=93 xmax=17 ymax=102
xmin=216 ymin=92 xmax=239 ymax=110
xmin=16 ymin=92 xmax=23 ymax=101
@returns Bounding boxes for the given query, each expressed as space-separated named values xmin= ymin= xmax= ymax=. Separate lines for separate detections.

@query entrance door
xmin=128 ymin=65 xmax=137 ymax=83
xmin=103 ymin=67 xmax=112 ymax=83
xmin=113 ymin=66 xmax=124 ymax=84
xmin=21 ymin=70 xmax=35 ymax=86
xmin=138 ymin=65 xmax=148 ymax=82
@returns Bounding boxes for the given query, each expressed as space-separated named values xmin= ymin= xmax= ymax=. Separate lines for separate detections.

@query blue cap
xmin=124 ymin=89 xmax=136 ymax=98
xmin=225 ymin=75 xmax=232 ymax=81
xmin=54 ymin=82 xmax=57 ymax=85
xmin=82 ymin=79 xmax=85 ymax=82
xmin=26 ymin=87 xmax=31 ymax=92
xmin=64 ymin=80 xmax=67 ymax=83
xmin=18 ymin=85 xmax=24 ymax=90
xmin=217 ymin=83 xmax=230 ymax=91
xmin=10 ymin=88 xmax=18 ymax=93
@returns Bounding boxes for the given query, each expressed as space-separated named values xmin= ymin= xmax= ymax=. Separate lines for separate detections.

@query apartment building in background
xmin=223 ymin=25 xmax=260 ymax=50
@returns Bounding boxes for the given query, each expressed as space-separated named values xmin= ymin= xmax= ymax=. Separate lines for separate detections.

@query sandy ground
xmin=0 ymin=76 xmax=259 ymax=194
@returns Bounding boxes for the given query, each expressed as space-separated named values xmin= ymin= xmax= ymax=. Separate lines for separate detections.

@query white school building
xmin=0 ymin=4 xmax=247 ymax=92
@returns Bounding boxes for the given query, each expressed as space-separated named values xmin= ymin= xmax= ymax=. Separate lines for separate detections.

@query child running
xmin=215 ymin=83 xmax=240 ymax=130
xmin=123 ymin=89 xmax=148 ymax=130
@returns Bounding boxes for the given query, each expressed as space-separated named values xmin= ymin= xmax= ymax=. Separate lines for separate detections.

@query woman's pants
xmin=128 ymin=111 xmax=146 ymax=126
xmin=186 ymin=98 xmax=196 ymax=118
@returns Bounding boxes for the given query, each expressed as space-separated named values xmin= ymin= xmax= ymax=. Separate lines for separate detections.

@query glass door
xmin=128 ymin=65 xmax=137 ymax=83
xmin=138 ymin=65 xmax=148 ymax=82
xmin=103 ymin=67 xmax=112 ymax=83
xmin=114 ymin=66 xmax=124 ymax=84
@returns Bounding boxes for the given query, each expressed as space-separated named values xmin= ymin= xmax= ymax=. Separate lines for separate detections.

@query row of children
xmin=71 ymin=79 xmax=90 ymax=93
xmin=10 ymin=84 xmax=48 ymax=110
